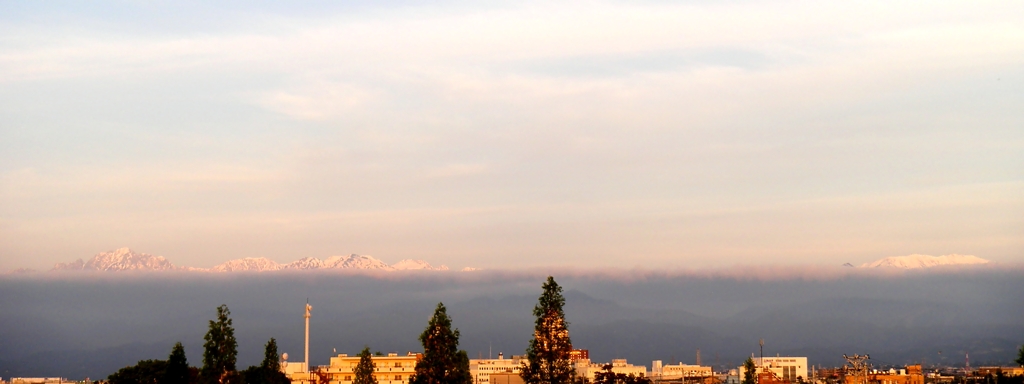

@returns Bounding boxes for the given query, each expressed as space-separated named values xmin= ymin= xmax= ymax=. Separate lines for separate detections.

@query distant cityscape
xmin=6 ymin=349 xmax=1023 ymax=384
xmin=4 ymin=295 xmax=1021 ymax=384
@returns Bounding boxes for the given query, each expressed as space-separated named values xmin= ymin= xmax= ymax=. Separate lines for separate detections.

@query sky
xmin=1 ymin=1 xmax=1023 ymax=271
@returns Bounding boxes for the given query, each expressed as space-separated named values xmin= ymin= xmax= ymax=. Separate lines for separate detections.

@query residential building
xmin=575 ymin=359 xmax=648 ymax=382
xmin=660 ymin=363 xmax=713 ymax=379
xmin=843 ymin=365 xmax=923 ymax=384
xmin=471 ymin=354 xmax=525 ymax=384
xmin=738 ymin=357 xmax=808 ymax=383
xmin=292 ymin=352 xmax=422 ymax=384
xmin=977 ymin=367 xmax=1024 ymax=377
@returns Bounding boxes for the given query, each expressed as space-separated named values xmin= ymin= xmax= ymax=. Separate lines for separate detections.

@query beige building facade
xmin=575 ymin=359 xmax=648 ymax=382
xmin=738 ymin=357 xmax=808 ymax=383
xmin=470 ymin=355 xmax=525 ymax=384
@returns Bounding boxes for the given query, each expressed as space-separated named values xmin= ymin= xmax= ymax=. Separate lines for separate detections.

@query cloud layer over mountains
xmin=2 ymin=268 xmax=1022 ymax=380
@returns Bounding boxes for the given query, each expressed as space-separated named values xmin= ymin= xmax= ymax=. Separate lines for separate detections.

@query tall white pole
xmin=305 ymin=301 xmax=312 ymax=373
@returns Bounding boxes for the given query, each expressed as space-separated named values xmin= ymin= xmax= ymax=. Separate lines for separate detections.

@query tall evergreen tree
xmin=262 ymin=338 xmax=281 ymax=372
xmin=202 ymin=304 xmax=238 ymax=384
xmin=1016 ymin=344 xmax=1024 ymax=367
xmin=742 ymin=357 xmax=757 ymax=384
xmin=354 ymin=347 xmax=378 ymax=384
xmin=165 ymin=342 xmax=190 ymax=384
xmin=521 ymin=276 xmax=574 ymax=384
xmin=241 ymin=338 xmax=290 ymax=384
xmin=410 ymin=303 xmax=472 ymax=384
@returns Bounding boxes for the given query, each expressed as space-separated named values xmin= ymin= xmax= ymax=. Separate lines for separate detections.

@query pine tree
xmin=262 ymin=338 xmax=281 ymax=372
xmin=354 ymin=347 xmax=378 ymax=384
xmin=202 ymin=304 xmax=238 ymax=384
xmin=742 ymin=357 xmax=757 ymax=384
xmin=165 ymin=342 xmax=190 ymax=384
xmin=1016 ymin=344 xmax=1024 ymax=367
xmin=521 ymin=276 xmax=574 ymax=384
xmin=410 ymin=303 xmax=472 ymax=384
xmin=240 ymin=338 xmax=290 ymax=384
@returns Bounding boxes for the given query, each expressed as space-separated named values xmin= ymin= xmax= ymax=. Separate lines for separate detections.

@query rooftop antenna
xmin=697 ymin=349 xmax=701 ymax=366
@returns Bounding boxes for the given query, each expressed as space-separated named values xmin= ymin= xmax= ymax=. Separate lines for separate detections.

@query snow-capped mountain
xmin=52 ymin=247 xmax=177 ymax=272
xmin=392 ymin=259 xmax=449 ymax=271
xmin=44 ymin=248 xmax=459 ymax=273
xmin=283 ymin=257 xmax=326 ymax=270
xmin=860 ymin=254 xmax=990 ymax=269
xmin=211 ymin=257 xmax=281 ymax=272
xmin=324 ymin=254 xmax=394 ymax=270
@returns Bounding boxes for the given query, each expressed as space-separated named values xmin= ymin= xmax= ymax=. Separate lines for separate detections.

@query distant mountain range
xmin=858 ymin=254 xmax=990 ymax=269
xmin=50 ymin=247 xmax=451 ymax=273
xmin=34 ymin=248 xmax=994 ymax=274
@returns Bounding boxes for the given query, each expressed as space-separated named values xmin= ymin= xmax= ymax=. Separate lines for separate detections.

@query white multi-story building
xmin=470 ymin=354 xmax=525 ymax=384
xmin=575 ymin=359 xmax=647 ymax=382
xmin=659 ymin=363 xmax=713 ymax=379
xmin=738 ymin=357 xmax=808 ymax=382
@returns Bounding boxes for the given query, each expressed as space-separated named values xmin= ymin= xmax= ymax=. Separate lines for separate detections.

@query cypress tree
xmin=1016 ymin=344 xmax=1024 ymax=367
xmin=410 ymin=303 xmax=472 ymax=384
xmin=202 ymin=304 xmax=238 ymax=384
xmin=742 ymin=357 xmax=757 ymax=384
xmin=354 ymin=347 xmax=378 ymax=384
xmin=521 ymin=276 xmax=574 ymax=384
xmin=262 ymin=338 xmax=281 ymax=372
xmin=239 ymin=338 xmax=290 ymax=384
xmin=165 ymin=342 xmax=190 ymax=384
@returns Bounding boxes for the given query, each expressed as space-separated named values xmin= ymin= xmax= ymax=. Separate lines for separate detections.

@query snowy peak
xmin=284 ymin=257 xmax=326 ymax=270
xmin=45 ymin=248 xmax=461 ymax=274
xmin=211 ymin=257 xmax=281 ymax=272
xmin=392 ymin=259 xmax=449 ymax=271
xmin=52 ymin=247 xmax=176 ymax=272
xmin=860 ymin=254 xmax=990 ymax=269
xmin=324 ymin=254 xmax=394 ymax=270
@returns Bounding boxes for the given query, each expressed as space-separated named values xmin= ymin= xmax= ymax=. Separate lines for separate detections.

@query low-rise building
xmin=739 ymin=357 xmax=808 ymax=383
xmin=10 ymin=379 xmax=70 ymax=384
xmin=977 ymin=367 xmax=1024 ymax=377
xmin=471 ymin=354 xmax=525 ymax=384
xmin=660 ymin=363 xmax=713 ymax=379
xmin=843 ymin=365 xmax=922 ymax=384
xmin=575 ymin=359 xmax=648 ymax=382
xmin=293 ymin=352 xmax=421 ymax=384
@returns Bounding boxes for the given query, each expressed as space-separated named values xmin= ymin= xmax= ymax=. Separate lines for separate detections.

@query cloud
xmin=1 ymin=1 xmax=1022 ymax=271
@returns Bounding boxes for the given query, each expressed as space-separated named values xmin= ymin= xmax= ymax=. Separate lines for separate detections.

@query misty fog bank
xmin=1 ymin=268 xmax=1022 ymax=379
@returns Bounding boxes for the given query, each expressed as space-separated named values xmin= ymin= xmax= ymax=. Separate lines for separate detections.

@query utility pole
xmin=305 ymin=300 xmax=312 ymax=373
xmin=759 ymin=339 xmax=765 ymax=372
xmin=842 ymin=354 xmax=870 ymax=384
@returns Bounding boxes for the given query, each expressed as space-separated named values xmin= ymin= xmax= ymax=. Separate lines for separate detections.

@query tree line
xmin=108 ymin=276 xmax=650 ymax=384
xmin=108 ymin=305 xmax=288 ymax=384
